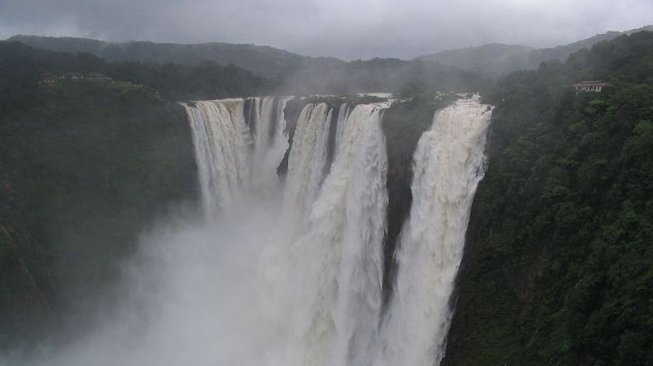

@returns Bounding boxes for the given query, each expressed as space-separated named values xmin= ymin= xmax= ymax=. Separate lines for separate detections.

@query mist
xmin=0 ymin=90 xmax=494 ymax=365
xmin=3 ymin=202 xmax=284 ymax=366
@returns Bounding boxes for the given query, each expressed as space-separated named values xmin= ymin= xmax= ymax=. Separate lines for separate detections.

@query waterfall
xmin=281 ymin=103 xmax=333 ymax=240
xmin=182 ymin=97 xmax=289 ymax=216
xmin=184 ymin=96 xmax=491 ymax=366
xmin=250 ymin=97 xmax=291 ymax=195
xmin=379 ymin=96 xmax=492 ymax=366
xmin=283 ymin=103 xmax=389 ymax=366
xmin=27 ymin=95 xmax=492 ymax=366
xmin=183 ymin=99 xmax=249 ymax=216
xmin=183 ymin=98 xmax=391 ymax=365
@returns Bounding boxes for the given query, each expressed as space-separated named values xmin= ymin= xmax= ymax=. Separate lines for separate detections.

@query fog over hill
xmin=7 ymin=35 xmax=343 ymax=78
xmin=9 ymin=24 xmax=653 ymax=80
xmin=416 ymin=25 xmax=653 ymax=77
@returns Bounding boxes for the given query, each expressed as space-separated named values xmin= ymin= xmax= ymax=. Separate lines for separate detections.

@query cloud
xmin=0 ymin=0 xmax=651 ymax=59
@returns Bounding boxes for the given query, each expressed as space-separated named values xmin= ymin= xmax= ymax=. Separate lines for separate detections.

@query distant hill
xmin=6 ymin=35 xmax=320 ymax=78
xmin=275 ymin=57 xmax=488 ymax=95
xmin=416 ymin=25 xmax=653 ymax=77
xmin=415 ymin=43 xmax=534 ymax=77
xmin=0 ymin=39 xmax=489 ymax=98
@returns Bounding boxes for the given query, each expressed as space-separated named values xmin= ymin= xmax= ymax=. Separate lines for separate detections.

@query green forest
xmin=0 ymin=71 xmax=197 ymax=347
xmin=444 ymin=31 xmax=653 ymax=365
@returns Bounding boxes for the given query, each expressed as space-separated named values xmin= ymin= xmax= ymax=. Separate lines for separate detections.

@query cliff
xmin=443 ymin=31 xmax=653 ymax=365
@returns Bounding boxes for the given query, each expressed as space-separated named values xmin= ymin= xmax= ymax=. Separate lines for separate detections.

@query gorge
xmin=180 ymin=96 xmax=490 ymax=365
xmin=14 ymin=95 xmax=491 ymax=366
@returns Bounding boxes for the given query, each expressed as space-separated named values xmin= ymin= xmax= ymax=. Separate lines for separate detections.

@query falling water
xmin=183 ymin=99 xmax=250 ymax=216
xmin=175 ymin=96 xmax=491 ymax=366
xmin=250 ymin=97 xmax=291 ymax=195
xmin=379 ymin=96 xmax=492 ymax=366
xmin=182 ymin=97 xmax=289 ymax=216
xmin=281 ymin=103 xmax=333 ymax=240
xmin=283 ymin=103 xmax=389 ymax=366
xmin=183 ymin=99 xmax=391 ymax=365
xmin=19 ymin=96 xmax=492 ymax=366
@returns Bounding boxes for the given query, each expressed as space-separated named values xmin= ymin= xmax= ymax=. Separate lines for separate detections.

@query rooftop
xmin=573 ymin=80 xmax=608 ymax=86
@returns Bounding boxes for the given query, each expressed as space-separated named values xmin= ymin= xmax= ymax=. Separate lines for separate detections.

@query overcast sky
xmin=1 ymin=0 xmax=652 ymax=59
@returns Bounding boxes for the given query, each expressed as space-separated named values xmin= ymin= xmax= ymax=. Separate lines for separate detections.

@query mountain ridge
xmin=415 ymin=25 xmax=653 ymax=76
xmin=6 ymin=35 xmax=343 ymax=78
xmin=8 ymin=25 xmax=653 ymax=79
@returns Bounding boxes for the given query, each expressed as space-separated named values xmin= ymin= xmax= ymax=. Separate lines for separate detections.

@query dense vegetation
xmin=444 ymin=31 xmax=653 ymax=365
xmin=0 ymin=41 xmax=269 ymax=103
xmin=0 ymin=75 xmax=197 ymax=347
xmin=7 ymin=35 xmax=492 ymax=97
xmin=416 ymin=25 xmax=653 ymax=78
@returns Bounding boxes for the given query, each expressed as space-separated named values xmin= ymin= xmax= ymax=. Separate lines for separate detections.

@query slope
xmin=416 ymin=25 xmax=653 ymax=77
xmin=7 ymin=35 xmax=312 ymax=78
xmin=443 ymin=30 xmax=653 ymax=365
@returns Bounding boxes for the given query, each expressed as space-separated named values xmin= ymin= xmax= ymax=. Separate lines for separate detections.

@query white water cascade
xmin=182 ymin=99 xmax=391 ymax=366
xmin=182 ymin=97 xmax=289 ymax=216
xmin=161 ymin=96 xmax=491 ymax=366
xmin=17 ymin=96 xmax=492 ymax=366
xmin=379 ymin=96 xmax=492 ymax=366
xmin=241 ymin=97 xmax=492 ymax=366
xmin=282 ymin=103 xmax=389 ymax=366
xmin=281 ymin=102 xmax=333 ymax=240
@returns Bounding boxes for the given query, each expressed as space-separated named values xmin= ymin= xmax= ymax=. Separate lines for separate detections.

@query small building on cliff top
xmin=573 ymin=80 xmax=608 ymax=93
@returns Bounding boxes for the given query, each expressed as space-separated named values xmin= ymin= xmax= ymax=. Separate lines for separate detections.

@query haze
xmin=1 ymin=0 xmax=652 ymax=59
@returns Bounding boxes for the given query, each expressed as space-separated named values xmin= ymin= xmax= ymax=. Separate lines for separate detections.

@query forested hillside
xmin=416 ymin=25 xmax=653 ymax=77
xmin=5 ymin=36 xmax=493 ymax=97
xmin=0 ymin=41 xmax=269 ymax=103
xmin=444 ymin=30 xmax=653 ymax=365
xmin=0 ymin=51 xmax=199 ymax=347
